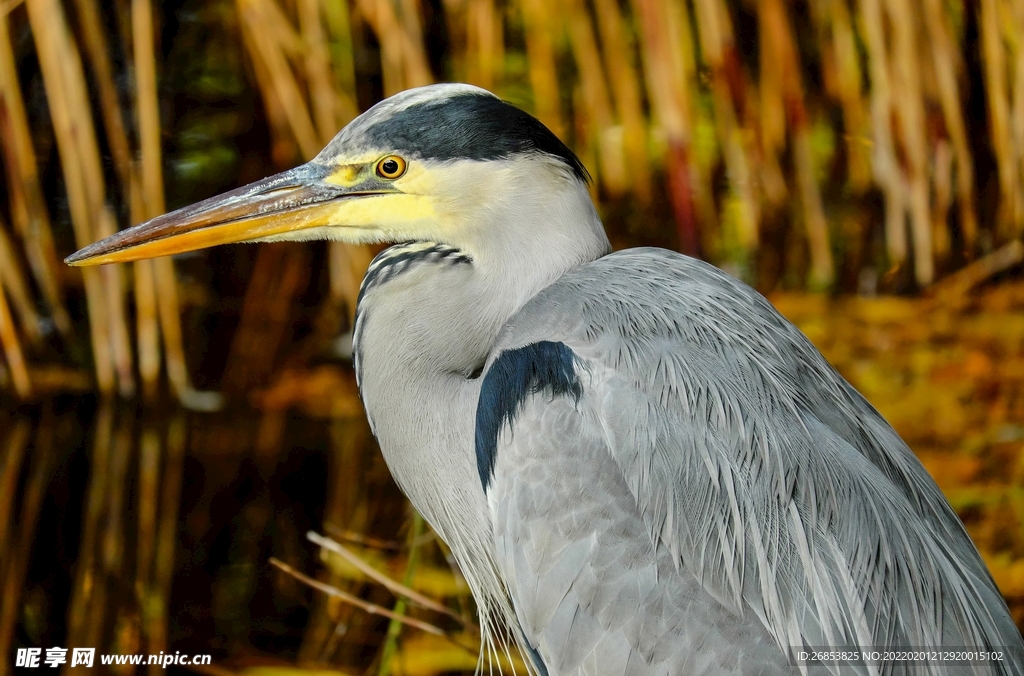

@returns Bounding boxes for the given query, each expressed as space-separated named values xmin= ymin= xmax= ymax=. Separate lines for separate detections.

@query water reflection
xmin=0 ymin=399 xmax=415 ymax=673
xmin=5 ymin=285 xmax=1024 ymax=672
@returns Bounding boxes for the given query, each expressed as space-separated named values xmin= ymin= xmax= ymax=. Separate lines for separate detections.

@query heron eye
xmin=376 ymin=155 xmax=407 ymax=179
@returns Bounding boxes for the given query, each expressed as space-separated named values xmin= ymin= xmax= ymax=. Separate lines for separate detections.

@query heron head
xmin=65 ymin=83 xmax=593 ymax=266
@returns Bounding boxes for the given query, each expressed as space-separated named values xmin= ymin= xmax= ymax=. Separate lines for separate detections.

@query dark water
xmin=1 ymin=399 xmax=414 ymax=673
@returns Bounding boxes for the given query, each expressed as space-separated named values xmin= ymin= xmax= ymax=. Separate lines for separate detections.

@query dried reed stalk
xmin=157 ymin=258 xmax=225 ymax=411
xmin=147 ymin=415 xmax=186 ymax=665
xmin=0 ymin=415 xmax=54 ymax=676
xmin=136 ymin=425 xmax=160 ymax=667
xmin=466 ymin=0 xmax=503 ymax=90
xmin=299 ymin=0 xmax=339 ymax=142
xmin=0 ymin=1 xmax=23 ymax=18
xmin=692 ymin=0 xmax=758 ymax=252
xmin=53 ymin=0 xmax=135 ymax=393
xmin=592 ymin=0 xmax=650 ymax=201
xmin=355 ymin=0 xmax=432 ymax=95
xmin=760 ymin=0 xmax=833 ymax=286
xmin=26 ymin=0 xmax=126 ymax=394
xmin=362 ymin=0 xmax=405 ymax=95
xmin=330 ymin=239 xmax=376 ymax=326
xmin=72 ymin=0 xmax=138 ymax=198
xmin=321 ymin=0 xmax=359 ymax=122
xmin=563 ymin=0 xmax=623 ymax=195
xmin=633 ymin=0 xmax=701 ymax=253
xmin=756 ymin=0 xmax=789 ymax=205
xmin=296 ymin=416 xmax=373 ymax=664
xmin=238 ymin=0 xmax=375 ymax=335
xmin=300 ymin=0 xmax=378 ymax=327
xmin=0 ymin=221 xmax=41 ymax=341
xmin=324 ymin=526 xmax=407 ymax=551
xmin=396 ymin=0 xmax=433 ymax=87
xmin=62 ymin=401 xmax=111 ymax=651
xmin=326 ymin=418 xmax=373 ymax=531
xmin=102 ymin=414 xmax=134 ymax=582
xmin=377 ymin=511 xmax=425 ymax=676
xmin=1013 ymin=0 xmax=1024 ymax=235
xmin=135 ymin=0 xmax=222 ymax=409
xmin=858 ymin=0 xmax=907 ymax=268
xmin=438 ymin=0 xmax=467 ymax=81
xmin=100 ymin=207 xmax=137 ymax=396
xmin=0 ymin=281 xmax=30 ymax=397
xmin=933 ymin=239 xmax=1024 ymax=298
xmin=516 ymin=0 xmax=563 ymax=137
xmin=221 ymin=244 xmax=308 ymax=392
xmin=923 ymin=0 xmax=977 ymax=253
xmin=132 ymin=223 xmax=161 ymax=402
xmin=980 ymin=0 xmax=1022 ymax=235
xmin=933 ymin=139 xmax=954 ymax=259
xmin=131 ymin=0 xmax=168 ymax=402
xmin=241 ymin=20 xmax=300 ymax=164
xmin=0 ymin=419 xmax=30 ymax=567
xmin=819 ymin=0 xmax=872 ymax=191
xmin=0 ymin=12 xmax=68 ymax=334
xmin=240 ymin=0 xmax=327 ymax=158
xmin=889 ymin=0 xmax=933 ymax=285
xmin=63 ymin=403 xmax=113 ymax=665
xmin=313 ymin=0 xmax=380 ymax=318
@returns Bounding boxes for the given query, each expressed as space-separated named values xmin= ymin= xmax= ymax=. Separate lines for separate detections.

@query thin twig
xmin=323 ymin=523 xmax=406 ymax=551
xmin=269 ymin=557 xmax=446 ymax=635
xmin=308 ymin=531 xmax=470 ymax=628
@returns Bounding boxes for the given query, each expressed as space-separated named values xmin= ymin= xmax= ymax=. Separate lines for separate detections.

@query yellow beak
xmin=65 ymin=162 xmax=396 ymax=266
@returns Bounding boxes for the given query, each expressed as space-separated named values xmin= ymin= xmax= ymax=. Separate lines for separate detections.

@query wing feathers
xmin=484 ymin=248 xmax=1022 ymax=674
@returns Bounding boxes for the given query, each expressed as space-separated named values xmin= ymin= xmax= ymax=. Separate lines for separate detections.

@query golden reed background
xmin=0 ymin=0 xmax=1023 ymax=673
xmin=0 ymin=0 xmax=1022 ymax=399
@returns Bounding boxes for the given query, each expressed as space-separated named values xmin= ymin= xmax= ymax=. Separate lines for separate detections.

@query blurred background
xmin=1 ymin=0 xmax=1023 ymax=673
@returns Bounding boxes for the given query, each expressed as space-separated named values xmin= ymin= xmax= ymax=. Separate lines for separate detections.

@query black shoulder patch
xmin=475 ymin=341 xmax=583 ymax=491
xmin=365 ymin=93 xmax=590 ymax=183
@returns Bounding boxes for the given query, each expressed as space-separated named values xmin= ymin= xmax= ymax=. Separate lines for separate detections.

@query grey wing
xmin=481 ymin=248 xmax=1024 ymax=675
xmin=489 ymin=391 xmax=801 ymax=675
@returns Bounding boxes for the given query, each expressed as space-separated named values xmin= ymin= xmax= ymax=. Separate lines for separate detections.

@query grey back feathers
xmin=483 ymin=248 xmax=1023 ymax=675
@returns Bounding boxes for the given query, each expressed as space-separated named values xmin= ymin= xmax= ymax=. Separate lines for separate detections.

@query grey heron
xmin=67 ymin=84 xmax=1023 ymax=675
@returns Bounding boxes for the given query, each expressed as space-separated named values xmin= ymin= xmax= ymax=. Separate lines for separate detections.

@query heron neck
xmin=351 ymin=259 xmax=514 ymax=622
xmin=352 ymin=177 xmax=609 ymax=628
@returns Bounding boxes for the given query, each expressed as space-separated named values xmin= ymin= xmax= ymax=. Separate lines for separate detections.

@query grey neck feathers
xmin=351 ymin=171 xmax=609 ymax=655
